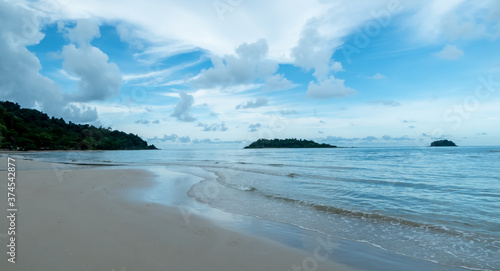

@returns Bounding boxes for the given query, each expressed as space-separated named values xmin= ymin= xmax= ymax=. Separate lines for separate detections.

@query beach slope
xmin=0 ymin=158 xmax=355 ymax=271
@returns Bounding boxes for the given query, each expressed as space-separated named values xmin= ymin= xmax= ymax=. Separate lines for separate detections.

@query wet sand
xmin=0 ymin=158 xmax=356 ymax=271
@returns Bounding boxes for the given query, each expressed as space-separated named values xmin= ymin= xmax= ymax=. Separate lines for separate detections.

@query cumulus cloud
xmin=291 ymin=1 xmax=387 ymax=81
xmin=193 ymin=39 xmax=282 ymax=88
xmin=261 ymin=73 xmax=295 ymax=92
xmin=62 ymin=20 xmax=122 ymax=102
xmin=292 ymin=23 xmax=342 ymax=80
xmin=248 ymin=123 xmax=261 ymax=132
xmin=235 ymin=97 xmax=269 ymax=109
xmin=171 ymin=91 xmax=196 ymax=122
xmin=61 ymin=104 xmax=98 ymax=123
xmin=381 ymin=135 xmax=412 ymax=141
xmin=65 ymin=19 xmax=101 ymax=45
xmin=434 ymin=44 xmax=464 ymax=60
xmin=197 ymin=122 xmax=228 ymax=132
xmin=306 ymin=76 xmax=355 ymax=99
xmin=0 ymin=1 xmax=98 ymax=122
xmin=149 ymin=134 xmax=191 ymax=143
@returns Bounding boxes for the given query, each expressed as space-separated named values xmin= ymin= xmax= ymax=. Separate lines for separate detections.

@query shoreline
xmin=143 ymin=164 xmax=470 ymax=271
xmin=0 ymin=158 xmax=355 ymax=271
xmin=0 ymin=158 xmax=471 ymax=270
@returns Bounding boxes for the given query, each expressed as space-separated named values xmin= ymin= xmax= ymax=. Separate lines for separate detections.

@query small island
xmin=244 ymin=138 xmax=337 ymax=149
xmin=0 ymin=101 xmax=157 ymax=151
xmin=430 ymin=139 xmax=457 ymax=147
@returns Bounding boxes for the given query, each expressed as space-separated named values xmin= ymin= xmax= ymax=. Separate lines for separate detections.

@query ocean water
xmin=10 ymin=146 xmax=500 ymax=271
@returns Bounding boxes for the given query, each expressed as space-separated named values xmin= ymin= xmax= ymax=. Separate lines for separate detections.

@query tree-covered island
xmin=244 ymin=138 xmax=337 ymax=149
xmin=0 ymin=101 xmax=157 ymax=151
xmin=430 ymin=139 xmax=457 ymax=147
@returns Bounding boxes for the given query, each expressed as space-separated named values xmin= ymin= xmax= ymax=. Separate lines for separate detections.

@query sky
xmin=1 ymin=0 xmax=499 ymax=148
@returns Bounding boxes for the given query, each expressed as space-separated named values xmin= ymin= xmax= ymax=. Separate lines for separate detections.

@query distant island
xmin=430 ymin=139 xmax=457 ymax=147
xmin=0 ymin=101 xmax=157 ymax=151
xmin=244 ymin=138 xmax=337 ymax=149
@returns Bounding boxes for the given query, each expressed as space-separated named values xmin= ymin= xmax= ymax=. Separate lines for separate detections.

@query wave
xmin=160 ymin=162 xmax=500 ymax=202
xmin=210 ymin=175 xmax=486 ymax=239
xmin=206 ymin=163 xmax=475 ymax=193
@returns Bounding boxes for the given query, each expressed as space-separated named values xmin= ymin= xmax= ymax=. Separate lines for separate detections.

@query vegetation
xmin=0 ymin=101 xmax=157 ymax=151
xmin=244 ymin=138 xmax=337 ymax=149
xmin=430 ymin=139 xmax=457 ymax=147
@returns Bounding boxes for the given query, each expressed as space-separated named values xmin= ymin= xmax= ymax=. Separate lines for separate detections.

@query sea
xmin=8 ymin=146 xmax=500 ymax=271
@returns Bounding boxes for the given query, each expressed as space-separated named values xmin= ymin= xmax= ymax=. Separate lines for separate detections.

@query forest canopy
xmin=430 ymin=140 xmax=457 ymax=147
xmin=0 ymin=101 xmax=157 ymax=151
xmin=244 ymin=138 xmax=337 ymax=149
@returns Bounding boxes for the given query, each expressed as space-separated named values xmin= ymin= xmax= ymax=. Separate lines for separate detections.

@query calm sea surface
xmin=11 ymin=146 xmax=500 ymax=270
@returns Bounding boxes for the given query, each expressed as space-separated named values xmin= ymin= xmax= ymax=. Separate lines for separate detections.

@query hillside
xmin=244 ymin=138 xmax=337 ymax=149
xmin=0 ymin=101 xmax=157 ymax=151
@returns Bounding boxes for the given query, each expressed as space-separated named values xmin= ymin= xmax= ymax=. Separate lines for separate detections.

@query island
xmin=430 ymin=139 xmax=457 ymax=147
xmin=244 ymin=138 xmax=337 ymax=149
xmin=0 ymin=101 xmax=157 ymax=151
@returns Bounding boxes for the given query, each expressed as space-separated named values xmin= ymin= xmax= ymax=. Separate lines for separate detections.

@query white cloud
xmin=115 ymin=22 xmax=144 ymax=49
xmin=434 ymin=44 xmax=464 ymax=60
xmin=149 ymin=134 xmax=191 ymax=143
xmin=235 ymin=97 xmax=269 ymax=109
xmin=0 ymin=1 xmax=98 ymax=122
xmin=171 ymin=91 xmax=196 ymax=122
xmin=39 ymin=0 xmax=392 ymax=77
xmin=135 ymin=119 xmax=150 ymax=125
xmin=248 ymin=123 xmax=261 ymax=132
xmin=61 ymin=103 xmax=98 ymax=122
xmin=64 ymin=19 xmax=100 ymax=45
xmin=122 ymin=58 xmax=204 ymax=85
xmin=193 ymin=39 xmax=279 ymax=88
xmin=405 ymin=0 xmax=465 ymax=42
xmin=369 ymin=100 xmax=401 ymax=107
xmin=291 ymin=26 xmax=339 ymax=80
xmin=330 ymin=61 xmax=344 ymax=72
xmin=261 ymin=73 xmax=295 ymax=92
xmin=291 ymin=1 xmax=387 ymax=80
xmin=62 ymin=20 xmax=122 ymax=102
xmin=62 ymin=44 xmax=122 ymax=101
xmin=43 ymin=0 xmax=323 ymax=61
xmin=406 ymin=0 xmax=500 ymax=42
xmin=368 ymin=73 xmax=387 ymax=80
xmin=280 ymin=110 xmax=299 ymax=115
xmin=197 ymin=122 xmax=228 ymax=132
xmin=306 ymin=76 xmax=355 ymax=99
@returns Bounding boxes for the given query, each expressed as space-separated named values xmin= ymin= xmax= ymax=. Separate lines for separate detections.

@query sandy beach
xmin=0 ymin=158 xmax=357 ymax=271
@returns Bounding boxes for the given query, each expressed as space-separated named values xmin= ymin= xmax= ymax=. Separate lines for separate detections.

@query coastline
xmin=0 ymin=158 xmax=356 ymax=271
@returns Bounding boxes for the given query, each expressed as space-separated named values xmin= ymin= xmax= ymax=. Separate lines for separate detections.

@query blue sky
xmin=1 ymin=0 xmax=499 ymax=148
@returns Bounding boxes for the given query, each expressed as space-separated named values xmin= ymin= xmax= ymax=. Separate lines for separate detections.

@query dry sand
xmin=0 ymin=158 xmax=357 ymax=271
